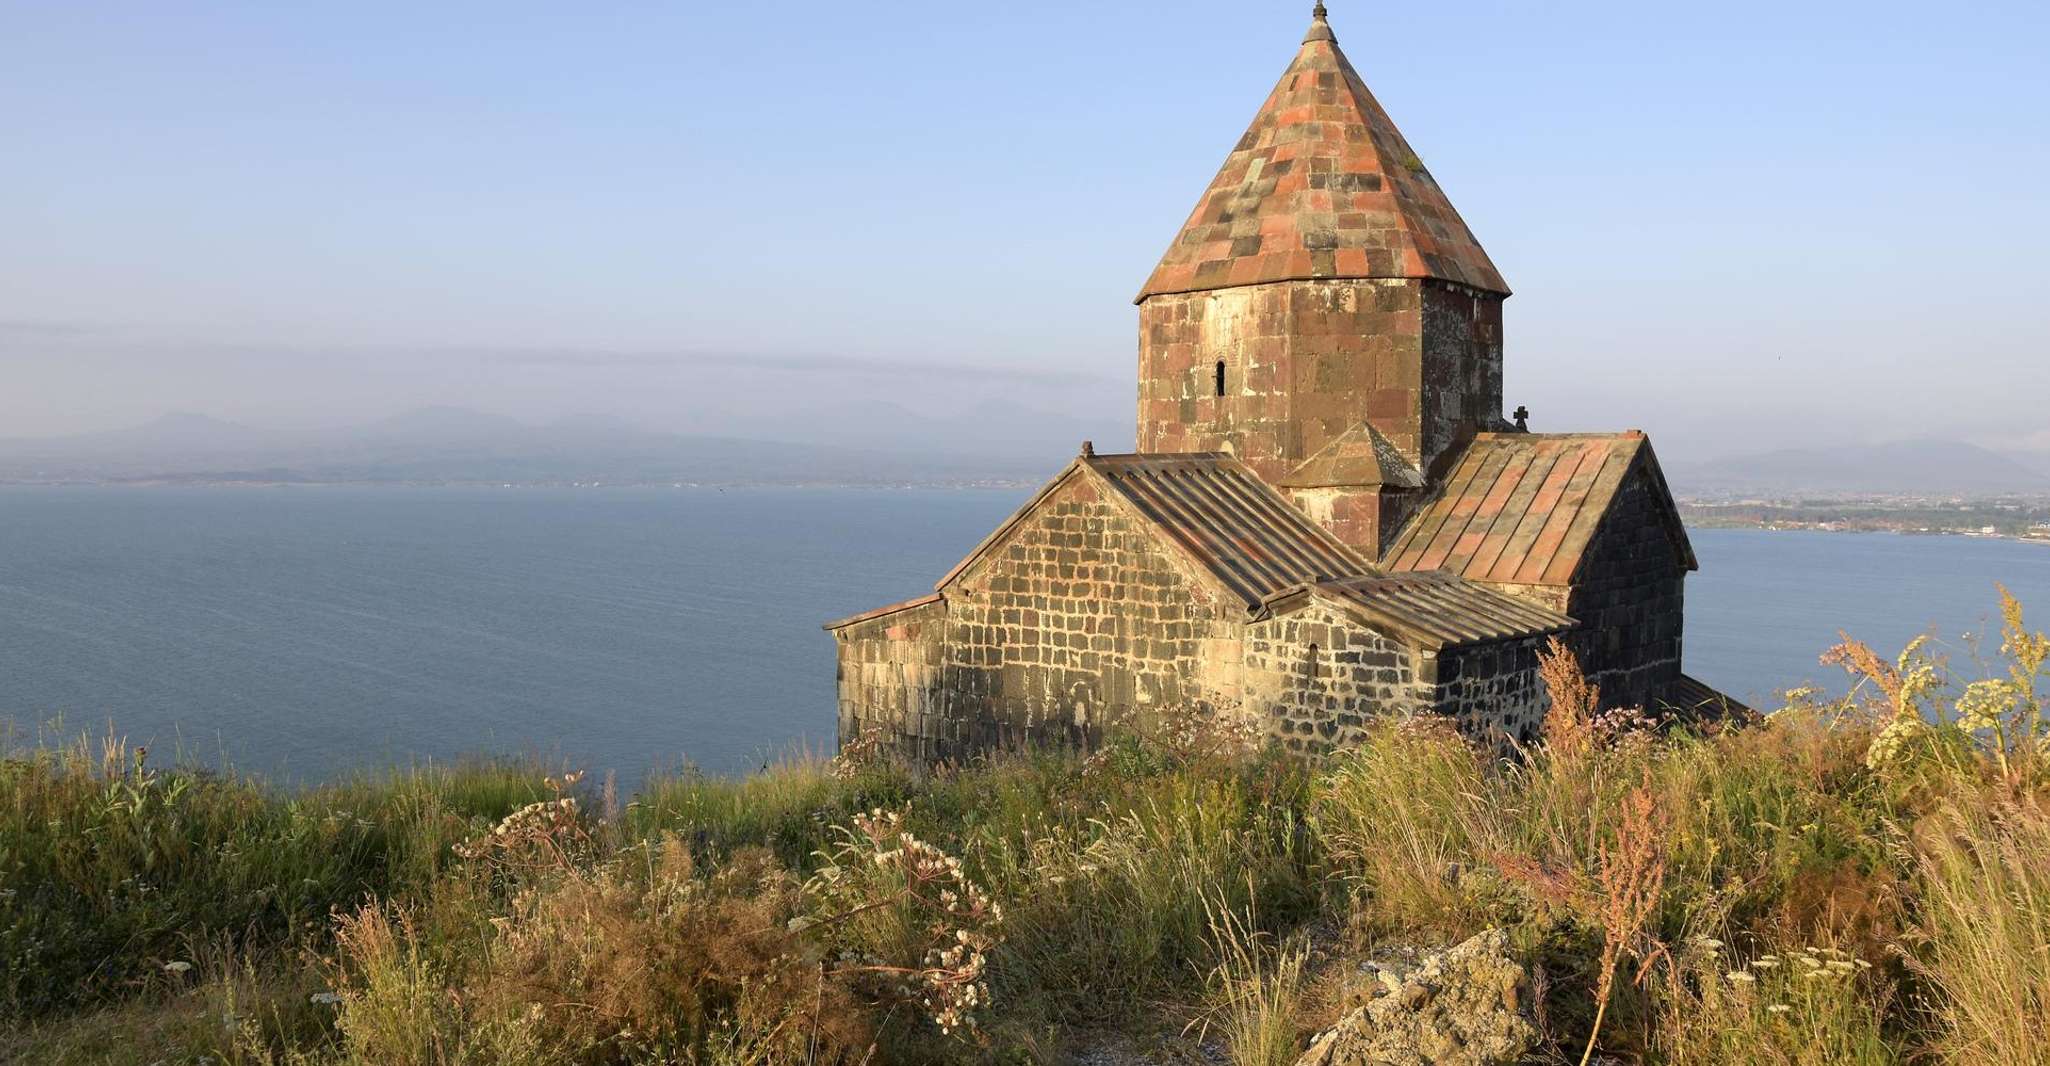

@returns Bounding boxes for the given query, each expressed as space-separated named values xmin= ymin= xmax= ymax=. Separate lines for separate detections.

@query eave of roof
xmin=822 ymin=592 xmax=943 ymax=632
xmin=1258 ymin=570 xmax=1573 ymax=650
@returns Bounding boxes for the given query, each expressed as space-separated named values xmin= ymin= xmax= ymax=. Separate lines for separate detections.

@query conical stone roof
xmin=1136 ymin=5 xmax=1508 ymax=302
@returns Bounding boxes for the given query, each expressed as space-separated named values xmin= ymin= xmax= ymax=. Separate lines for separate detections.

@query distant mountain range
xmin=0 ymin=407 xmax=1109 ymax=486
xmin=9 ymin=412 xmax=2047 ymax=496
xmin=1667 ymin=439 xmax=2050 ymax=497
xmin=759 ymin=398 xmax=1127 ymax=460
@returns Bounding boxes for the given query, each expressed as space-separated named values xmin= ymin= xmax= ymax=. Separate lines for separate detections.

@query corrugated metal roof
xmin=1086 ymin=453 xmax=1371 ymax=607
xmin=1384 ymin=432 xmax=1695 ymax=586
xmin=1294 ymin=571 xmax=1572 ymax=647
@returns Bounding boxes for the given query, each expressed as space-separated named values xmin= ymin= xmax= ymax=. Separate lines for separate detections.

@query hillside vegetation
xmin=4 ymin=590 xmax=2048 ymax=1064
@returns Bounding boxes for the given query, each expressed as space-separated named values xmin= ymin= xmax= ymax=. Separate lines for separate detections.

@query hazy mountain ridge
xmin=0 ymin=407 xmax=1078 ymax=486
xmin=1668 ymin=439 xmax=2050 ymax=497
xmin=11 ymin=413 xmax=2048 ymax=495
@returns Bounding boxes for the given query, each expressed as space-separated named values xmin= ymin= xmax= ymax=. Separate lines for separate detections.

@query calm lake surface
xmin=2 ymin=486 xmax=2046 ymax=787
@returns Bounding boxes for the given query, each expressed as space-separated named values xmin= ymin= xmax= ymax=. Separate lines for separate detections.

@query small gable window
xmin=1214 ymin=360 xmax=1226 ymax=397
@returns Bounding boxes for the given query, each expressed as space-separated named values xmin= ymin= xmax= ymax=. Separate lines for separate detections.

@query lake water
xmin=2 ymin=486 xmax=2045 ymax=787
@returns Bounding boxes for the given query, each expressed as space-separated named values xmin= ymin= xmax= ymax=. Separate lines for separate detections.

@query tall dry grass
xmin=5 ymin=589 xmax=2050 ymax=1064
xmin=968 ymin=741 xmax=1319 ymax=1029
xmin=1653 ymin=935 xmax=1898 ymax=1065
xmin=1911 ymin=798 xmax=2050 ymax=1065
xmin=0 ymin=726 xmax=549 ymax=1020
xmin=1196 ymin=901 xmax=1310 ymax=1066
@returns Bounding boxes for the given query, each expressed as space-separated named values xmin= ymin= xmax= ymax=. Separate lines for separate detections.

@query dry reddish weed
xmin=1540 ymin=637 xmax=1599 ymax=757
xmin=1580 ymin=778 xmax=1670 ymax=1066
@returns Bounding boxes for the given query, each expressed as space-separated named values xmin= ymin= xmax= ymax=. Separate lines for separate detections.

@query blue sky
xmin=3 ymin=0 xmax=2046 ymax=459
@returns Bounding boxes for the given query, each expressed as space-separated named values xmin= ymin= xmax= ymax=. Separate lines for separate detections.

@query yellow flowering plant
xmin=1827 ymin=589 xmax=2049 ymax=782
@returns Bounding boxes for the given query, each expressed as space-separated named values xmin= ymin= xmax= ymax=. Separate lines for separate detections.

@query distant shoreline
xmin=1681 ymin=520 xmax=2050 ymax=547
xmin=1679 ymin=495 xmax=2050 ymax=548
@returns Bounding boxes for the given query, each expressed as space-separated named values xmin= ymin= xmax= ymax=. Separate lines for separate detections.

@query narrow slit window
xmin=1307 ymin=644 xmax=1321 ymax=680
xmin=1214 ymin=360 xmax=1226 ymax=397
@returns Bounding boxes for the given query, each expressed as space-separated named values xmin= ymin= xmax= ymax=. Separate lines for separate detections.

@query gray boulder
xmin=1296 ymin=929 xmax=1537 ymax=1066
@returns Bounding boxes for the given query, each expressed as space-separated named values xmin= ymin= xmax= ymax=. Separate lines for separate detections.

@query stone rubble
xmin=1295 ymin=929 xmax=1538 ymax=1066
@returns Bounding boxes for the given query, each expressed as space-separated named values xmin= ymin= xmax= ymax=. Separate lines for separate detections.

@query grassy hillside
xmin=3 ymin=591 xmax=2047 ymax=1065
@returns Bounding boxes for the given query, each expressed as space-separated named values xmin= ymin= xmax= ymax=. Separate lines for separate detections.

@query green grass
xmin=0 ymin=730 xmax=548 ymax=1021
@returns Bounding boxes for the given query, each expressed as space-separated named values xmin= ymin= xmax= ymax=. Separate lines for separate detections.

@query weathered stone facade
xmin=1434 ymin=636 xmax=1550 ymax=741
xmin=932 ymin=474 xmax=1238 ymax=754
xmin=1419 ymin=283 xmax=1507 ymax=473
xmin=1244 ymin=598 xmax=1426 ymax=753
xmin=1557 ymin=460 xmax=1689 ymax=709
xmin=831 ymin=456 xmax=1573 ymax=759
xmin=1138 ymin=279 xmax=1503 ymax=487
xmin=831 ymin=597 xmax=946 ymax=753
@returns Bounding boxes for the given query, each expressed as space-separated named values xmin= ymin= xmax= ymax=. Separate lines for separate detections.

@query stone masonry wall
xmin=834 ymin=476 xmax=1567 ymax=759
xmin=1287 ymin=484 xmax=1431 ymax=562
xmin=1286 ymin=486 xmax=1385 ymax=562
xmin=925 ymin=475 xmax=1243 ymax=759
xmin=837 ymin=578 xmax=1559 ymax=760
xmin=1139 ymin=279 xmax=1419 ymax=484
xmin=1418 ymin=281 xmax=1506 ymax=477
xmin=1435 ymin=635 xmax=1550 ymax=744
xmin=1242 ymin=600 xmax=1429 ymax=754
xmin=1564 ymin=461 xmax=1687 ymax=710
xmin=833 ymin=599 xmax=947 ymax=758
xmin=1138 ymin=278 xmax=1504 ymax=486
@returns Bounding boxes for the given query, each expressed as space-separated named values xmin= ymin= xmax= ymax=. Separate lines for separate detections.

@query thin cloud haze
xmin=0 ymin=320 xmax=102 ymax=338
xmin=481 ymin=346 xmax=1115 ymax=386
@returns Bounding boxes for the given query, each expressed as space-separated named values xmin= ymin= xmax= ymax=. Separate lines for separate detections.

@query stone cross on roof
xmin=1306 ymin=2 xmax=1334 ymax=43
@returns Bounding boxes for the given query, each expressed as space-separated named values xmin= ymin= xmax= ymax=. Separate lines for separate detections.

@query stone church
xmin=827 ymin=5 xmax=1738 ymax=757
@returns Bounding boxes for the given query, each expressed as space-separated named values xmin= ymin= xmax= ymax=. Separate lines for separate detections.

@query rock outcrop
xmin=1297 ymin=929 xmax=1537 ymax=1066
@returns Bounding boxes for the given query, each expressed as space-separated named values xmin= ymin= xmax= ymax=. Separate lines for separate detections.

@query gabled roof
xmin=1384 ymin=432 xmax=1696 ymax=586
xmin=1135 ymin=7 xmax=1507 ymax=303
xmin=889 ymin=448 xmax=1589 ymax=652
xmin=1278 ymin=421 xmax=1424 ymax=489
xmin=1260 ymin=570 xmax=1572 ymax=650
xmin=940 ymin=452 xmax=1371 ymax=610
